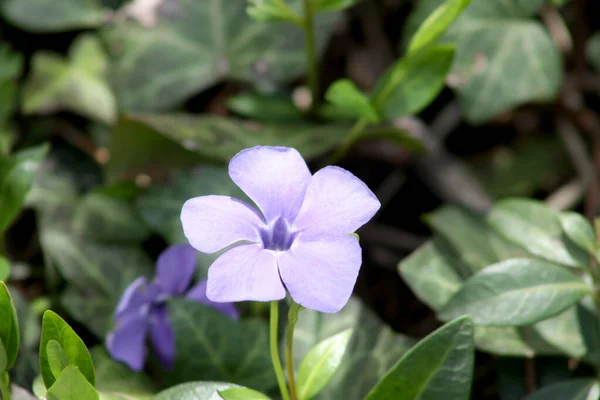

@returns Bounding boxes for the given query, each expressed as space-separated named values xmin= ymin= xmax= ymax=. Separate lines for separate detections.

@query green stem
xmin=0 ymin=372 xmax=10 ymax=400
xmin=329 ymin=117 xmax=369 ymax=164
xmin=286 ymin=301 xmax=302 ymax=400
xmin=270 ymin=302 xmax=290 ymax=400
xmin=303 ymin=0 xmax=319 ymax=114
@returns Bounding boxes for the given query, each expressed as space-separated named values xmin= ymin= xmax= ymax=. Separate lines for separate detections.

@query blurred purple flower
xmin=106 ymin=244 xmax=239 ymax=371
xmin=181 ymin=146 xmax=380 ymax=313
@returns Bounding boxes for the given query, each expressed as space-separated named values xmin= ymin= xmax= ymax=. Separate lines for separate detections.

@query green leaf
xmin=372 ymin=45 xmax=455 ymax=120
xmin=0 ymin=143 xmax=48 ymax=233
xmin=46 ymin=340 xmax=69 ymax=380
xmin=315 ymin=0 xmax=361 ymax=12
xmin=0 ymin=339 xmax=6 ymax=374
xmin=40 ymin=310 xmax=95 ymax=389
xmin=104 ymin=0 xmax=340 ymax=111
xmin=136 ymin=167 xmax=245 ymax=244
xmin=0 ymin=282 xmax=19 ymax=371
xmin=488 ymin=198 xmax=589 ymax=268
xmin=247 ymin=0 xmax=303 ymax=24
xmin=297 ymin=329 xmax=352 ymax=400
xmin=438 ymin=258 xmax=590 ymax=326
xmin=559 ymin=211 xmax=597 ymax=254
xmin=166 ymin=299 xmax=275 ymax=390
xmin=325 ymin=79 xmax=380 ymax=123
xmin=404 ymin=0 xmax=561 ymax=123
xmin=363 ymin=127 xmax=427 ymax=153
xmin=22 ymin=35 xmax=116 ymax=124
xmin=523 ymin=379 xmax=599 ymax=400
xmin=586 ymin=32 xmax=600 ymax=72
xmin=72 ymin=193 xmax=150 ymax=243
xmin=293 ymin=297 xmax=416 ymax=400
xmin=91 ymin=347 xmax=154 ymax=400
xmin=0 ymin=256 xmax=10 ymax=281
xmin=152 ymin=382 xmax=238 ymax=400
xmin=407 ymin=0 xmax=471 ymax=54
xmin=218 ymin=387 xmax=271 ymax=400
xmin=10 ymin=290 xmax=41 ymax=387
xmin=1 ymin=0 xmax=104 ymax=32
xmin=0 ymin=44 xmax=23 ymax=154
xmin=364 ymin=316 xmax=474 ymax=400
xmin=46 ymin=366 xmax=99 ymax=400
xmin=227 ymin=92 xmax=302 ymax=121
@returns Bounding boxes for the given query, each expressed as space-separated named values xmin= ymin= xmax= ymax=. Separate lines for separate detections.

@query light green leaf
xmin=247 ymin=0 xmax=302 ymax=24
xmin=488 ymin=198 xmax=589 ymax=268
xmin=136 ymin=167 xmax=245 ymax=245
xmin=0 ymin=143 xmax=48 ymax=233
xmin=524 ymin=379 xmax=599 ymax=400
xmin=227 ymin=92 xmax=302 ymax=121
xmin=0 ymin=339 xmax=6 ymax=374
xmin=104 ymin=0 xmax=339 ymax=111
xmin=46 ymin=366 xmax=99 ymax=400
xmin=559 ymin=211 xmax=597 ymax=254
xmin=46 ymin=340 xmax=69 ymax=380
xmin=438 ymin=258 xmax=590 ymax=326
xmin=1 ymin=0 xmax=104 ymax=32
xmin=372 ymin=45 xmax=454 ymax=120
xmin=166 ymin=299 xmax=275 ymax=390
xmin=0 ymin=282 xmax=19 ymax=371
xmin=40 ymin=311 xmax=95 ymax=389
xmin=325 ymin=79 xmax=379 ymax=123
xmin=297 ymin=329 xmax=352 ymax=400
xmin=529 ymin=307 xmax=586 ymax=359
xmin=404 ymin=0 xmax=561 ymax=123
xmin=0 ymin=256 xmax=10 ymax=281
xmin=152 ymin=382 xmax=238 ymax=400
xmin=294 ymin=297 xmax=416 ymax=400
xmin=407 ymin=0 xmax=471 ymax=54
xmin=218 ymin=387 xmax=271 ymax=400
xmin=315 ymin=0 xmax=361 ymax=12
xmin=72 ymin=193 xmax=150 ymax=243
xmin=22 ymin=35 xmax=116 ymax=124
xmin=365 ymin=316 xmax=474 ymax=400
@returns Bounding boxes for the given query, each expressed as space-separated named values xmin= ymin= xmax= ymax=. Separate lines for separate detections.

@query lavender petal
xmin=186 ymin=280 xmax=239 ymax=319
xmin=156 ymin=244 xmax=198 ymax=295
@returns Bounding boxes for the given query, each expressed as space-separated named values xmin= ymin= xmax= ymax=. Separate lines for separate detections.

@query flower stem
xmin=329 ymin=117 xmax=369 ymax=164
xmin=270 ymin=302 xmax=290 ymax=400
xmin=303 ymin=0 xmax=319 ymax=114
xmin=286 ymin=301 xmax=302 ymax=400
xmin=0 ymin=372 xmax=11 ymax=400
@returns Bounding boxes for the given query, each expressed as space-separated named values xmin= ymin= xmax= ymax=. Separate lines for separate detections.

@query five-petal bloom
xmin=181 ymin=146 xmax=381 ymax=313
xmin=106 ymin=244 xmax=238 ymax=371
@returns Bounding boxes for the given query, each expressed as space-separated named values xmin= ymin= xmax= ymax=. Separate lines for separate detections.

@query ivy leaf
xmin=22 ymin=35 xmax=116 ymax=124
xmin=364 ymin=316 xmax=474 ymax=400
xmin=46 ymin=366 xmax=99 ymax=400
xmin=438 ymin=259 xmax=590 ymax=326
xmin=1 ymin=0 xmax=104 ymax=32
xmin=104 ymin=0 xmax=339 ymax=111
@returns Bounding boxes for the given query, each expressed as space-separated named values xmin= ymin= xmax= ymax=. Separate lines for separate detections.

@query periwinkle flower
xmin=106 ymin=244 xmax=238 ymax=371
xmin=181 ymin=146 xmax=380 ymax=313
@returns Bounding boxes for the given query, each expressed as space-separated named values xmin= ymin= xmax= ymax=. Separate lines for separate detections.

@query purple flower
xmin=106 ymin=244 xmax=239 ymax=371
xmin=180 ymin=146 xmax=380 ymax=313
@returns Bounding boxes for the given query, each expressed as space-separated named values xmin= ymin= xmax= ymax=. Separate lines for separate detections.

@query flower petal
xmin=181 ymin=195 xmax=264 ymax=253
xmin=156 ymin=244 xmax=197 ymax=295
xmin=278 ymin=236 xmax=362 ymax=313
xmin=207 ymin=244 xmax=286 ymax=302
xmin=186 ymin=280 xmax=239 ymax=319
xmin=149 ymin=306 xmax=175 ymax=370
xmin=115 ymin=277 xmax=161 ymax=319
xmin=293 ymin=166 xmax=380 ymax=240
xmin=106 ymin=311 xmax=149 ymax=371
xmin=229 ymin=146 xmax=311 ymax=223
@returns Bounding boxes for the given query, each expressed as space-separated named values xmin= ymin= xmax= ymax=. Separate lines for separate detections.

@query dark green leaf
xmin=372 ymin=45 xmax=454 ymax=120
xmin=46 ymin=340 xmax=69 ymax=380
xmin=365 ymin=316 xmax=474 ymax=400
xmin=297 ymin=329 xmax=352 ymax=400
xmin=316 ymin=0 xmax=361 ymax=12
xmin=293 ymin=298 xmax=416 ymax=400
xmin=152 ymin=382 xmax=238 ymax=400
xmin=0 ymin=143 xmax=48 ymax=233
xmin=104 ymin=0 xmax=339 ymax=111
xmin=1 ymin=0 xmax=104 ymax=32
xmin=0 ymin=282 xmax=19 ymax=371
xmin=488 ymin=198 xmax=589 ymax=268
xmin=46 ymin=366 xmax=99 ymax=400
xmin=22 ymin=35 xmax=116 ymax=124
xmin=40 ymin=310 xmax=95 ymax=388
xmin=325 ymin=79 xmax=380 ymax=123
xmin=559 ymin=211 xmax=597 ymax=254
xmin=0 ymin=339 xmax=6 ymax=374
xmin=438 ymin=258 xmax=590 ymax=326
xmin=227 ymin=92 xmax=302 ymax=121
xmin=586 ymin=32 xmax=600 ymax=72
xmin=362 ymin=127 xmax=427 ymax=153
xmin=166 ymin=299 xmax=275 ymax=390
xmin=523 ymin=379 xmax=599 ymax=400
xmin=218 ymin=387 xmax=271 ymax=400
